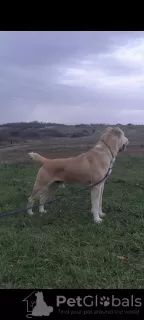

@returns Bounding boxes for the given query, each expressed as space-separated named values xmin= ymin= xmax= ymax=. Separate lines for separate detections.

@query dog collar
xmin=100 ymin=139 xmax=114 ymax=159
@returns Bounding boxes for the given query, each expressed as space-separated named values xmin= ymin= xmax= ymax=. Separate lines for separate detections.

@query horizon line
xmin=0 ymin=121 xmax=143 ymax=126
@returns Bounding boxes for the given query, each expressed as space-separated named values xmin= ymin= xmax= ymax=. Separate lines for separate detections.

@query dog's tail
xmin=28 ymin=152 xmax=46 ymax=164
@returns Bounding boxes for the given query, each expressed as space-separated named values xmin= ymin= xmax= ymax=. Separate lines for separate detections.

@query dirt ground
xmin=0 ymin=137 xmax=143 ymax=163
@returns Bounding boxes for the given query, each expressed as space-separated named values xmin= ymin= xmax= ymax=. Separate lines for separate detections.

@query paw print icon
xmin=99 ymin=296 xmax=110 ymax=307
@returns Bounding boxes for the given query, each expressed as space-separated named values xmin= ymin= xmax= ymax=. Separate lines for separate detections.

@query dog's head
xmin=120 ymin=135 xmax=129 ymax=151
xmin=103 ymin=126 xmax=129 ymax=153
xmin=114 ymin=127 xmax=129 ymax=152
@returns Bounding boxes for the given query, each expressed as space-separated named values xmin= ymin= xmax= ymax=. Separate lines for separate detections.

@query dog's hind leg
xmin=39 ymin=187 xmax=49 ymax=215
xmin=39 ymin=182 xmax=60 ymax=215
xmin=27 ymin=167 xmax=52 ymax=216
xmin=27 ymin=195 xmax=35 ymax=215
xmin=27 ymin=183 xmax=48 ymax=216
xmin=27 ymin=180 xmax=62 ymax=216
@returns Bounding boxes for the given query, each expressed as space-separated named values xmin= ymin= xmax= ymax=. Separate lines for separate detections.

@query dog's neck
xmin=100 ymin=139 xmax=114 ymax=158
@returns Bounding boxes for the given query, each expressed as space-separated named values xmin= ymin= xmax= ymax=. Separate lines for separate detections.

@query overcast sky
xmin=1 ymin=31 xmax=144 ymax=125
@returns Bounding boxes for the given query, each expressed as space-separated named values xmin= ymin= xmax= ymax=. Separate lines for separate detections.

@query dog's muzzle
xmin=122 ymin=144 xmax=126 ymax=151
xmin=120 ymin=138 xmax=129 ymax=151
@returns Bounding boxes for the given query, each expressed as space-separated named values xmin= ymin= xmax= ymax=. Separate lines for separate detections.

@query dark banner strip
xmin=1 ymin=289 xmax=144 ymax=318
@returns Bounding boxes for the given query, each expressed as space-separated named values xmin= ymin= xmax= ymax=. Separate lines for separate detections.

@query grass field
xmin=0 ymin=155 xmax=144 ymax=289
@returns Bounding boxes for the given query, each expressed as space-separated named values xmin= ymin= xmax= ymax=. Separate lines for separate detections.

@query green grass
xmin=0 ymin=155 xmax=144 ymax=289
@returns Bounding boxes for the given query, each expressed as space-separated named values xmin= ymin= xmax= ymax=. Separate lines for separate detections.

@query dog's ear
xmin=112 ymin=126 xmax=123 ymax=137
xmin=102 ymin=126 xmax=113 ymax=135
xmin=105 ymin=126 xmax=113 ymax=132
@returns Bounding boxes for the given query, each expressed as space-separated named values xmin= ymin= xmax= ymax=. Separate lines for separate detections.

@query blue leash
xmin=0 ymin=197 xmax=63 ymax=218
xmin=0 ymin=166 xmax=111 ymax=218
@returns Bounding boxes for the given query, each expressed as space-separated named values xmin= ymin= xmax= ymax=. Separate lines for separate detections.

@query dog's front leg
xmin=99 ymin=183 xmax=106 ymax=218
xmin=91 ymin=186 xmax=103 ymax=224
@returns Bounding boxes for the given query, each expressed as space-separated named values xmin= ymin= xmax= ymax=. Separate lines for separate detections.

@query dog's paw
xmin=94 ymin=217 xmax=103 ymax=224
xmin=60 ymin=183 xmax=65 ymax=189
xmin=27 ymin=210 xmax=34 ymax=216
xmin=40 ymin=210 xmax=47 ymax=215
xmin=99 ymin=212 xmax=106 ymax=218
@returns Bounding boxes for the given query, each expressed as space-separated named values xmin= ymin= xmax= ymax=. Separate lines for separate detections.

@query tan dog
xmin=27 ymin=126 xmax=128 ymax=223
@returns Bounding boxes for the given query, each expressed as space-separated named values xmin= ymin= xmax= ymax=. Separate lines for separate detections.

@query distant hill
xmin=0 ymin=121 xmax=143 ymax=145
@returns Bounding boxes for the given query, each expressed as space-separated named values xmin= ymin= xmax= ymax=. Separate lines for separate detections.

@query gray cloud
xmin=1 ymin=31 xmax=144 ymax=124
